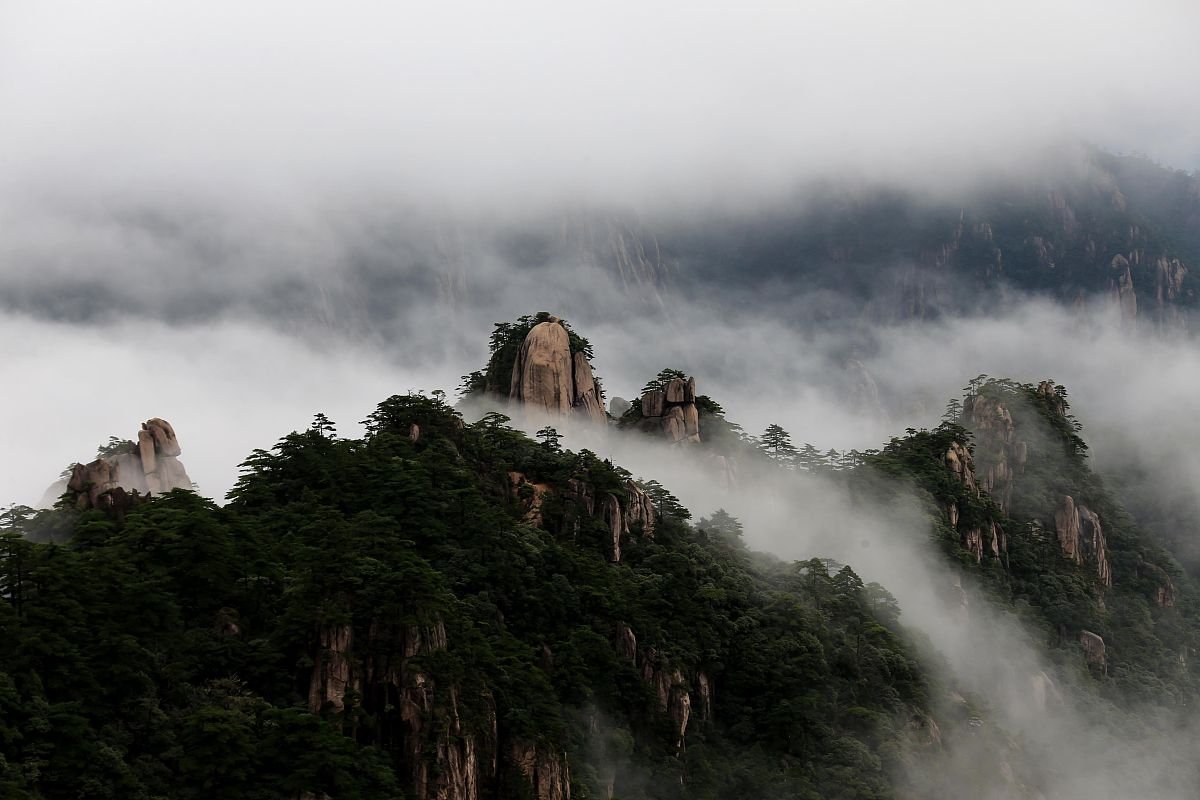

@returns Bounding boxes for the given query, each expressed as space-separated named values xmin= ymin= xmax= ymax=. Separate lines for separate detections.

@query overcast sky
xmin=2 ymin=0 xmax=1198 ymax=215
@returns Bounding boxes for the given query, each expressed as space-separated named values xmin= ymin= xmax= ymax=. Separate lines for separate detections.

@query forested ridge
xmin=4 ymin=320 xmax=1200 ymax=798
xmin=1 ymin=393 xmax=935 ymax=800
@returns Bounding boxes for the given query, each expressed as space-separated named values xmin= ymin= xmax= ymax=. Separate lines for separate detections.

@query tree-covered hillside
xmin=1 ymin=394 xmax=941 ymax=800
xmin=6 ymin=311 xmax=1200 ymax=798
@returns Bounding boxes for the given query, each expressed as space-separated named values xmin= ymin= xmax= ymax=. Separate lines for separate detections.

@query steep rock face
xmin=640 ymin=376 xmax=701 ymax=445
xmin=944 ymin=441 xmax=978 ymax=494
xmin=519 ymin=474 xmax=655 ymax=562
xmin=695 ymin=672 xmax=713 ymax=723
xmin=642 ymin=648 xmax=692 ymax=751
xmin=510 ymin=320 xmax=574 ymax=415
xmin=58 ymin=418 xmax=193 ymax=511
xmin=508 ymin=741 xmax=571 ymax=800
xmin=943 ymin=442 xmax=1004 ymax=563
xmin=597 ymin=481 xmax=657 ymax=562
xmin=1142 ymin=563 xmax=1177 ymax=607
xmin=1152 ymin=256 xmax=1189 ymax=331
xmin=961 ymin=394 xmax=1025 ymax=513
xmin=1079 ymin=630 xmax=1108 ymax=676
xmin=306 ymin=615 xmax=504 ymax=800
xmin=599 ymin=494 xmax=624 ymax=562
xmin=509 ymin=472 xmax=552 ymax=527
xmin=571 ymin=351 xmax=606 ymax=422
xmin=308 ymin=622 xmax=355 ymax=713
xmin=614 ymin=625 xmax=638 ymax=665
xmin=508 ymin=317 xmax=606 ymax=424
xmin=961 ymin=521 xmax=1006 ymax=564
xmin=623 ymin=480 xmax=655 ymax=537
xmin=1053 ymin=495 xmax=1112 ymax=586
xmin=1110 ymin=254 xmax=1138 ymax=329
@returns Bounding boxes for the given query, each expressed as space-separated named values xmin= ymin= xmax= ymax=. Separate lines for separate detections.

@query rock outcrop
xmin=512 ymin=473 xmax=655 ymax=562
xmin=944 ymin=441 xmax=978 ymax=494
xmin=608 ymin=396 xmax=632 ymax=418
xmin=1053 ymin=495 xmax=1112 ymax=586
xmin=695 ymin=672 xmax=713 ymax=723
xmin=961 ymin=394 xmax=1026 ymax=513
xmin=508 ymin=317 xmax=606 ymax=424
xmin=51 ymin=418 xmax=193 ymax=511
xmin=642 ymin=648 xmax=692 ymax=751
xmin=614 ymin=625 xmax=638 ymax=665
xmin=509 ymin=741 xmax=571 ymax=800
xmin=306 ymin=609 xmax=579 ymax=800
xmin=943 ymin=442 xmax=1005 ymax=563
xmin=307 ymin=615 xmax=508 ymax=800
xmin=639 ymin=376 xmax=701 ymax=445
xmin=1110 ymin=254 xmax=1138 ymax=329
xmin=509 ymin=472 xmax=552 ymax=527
xmin=1079 ymin=630 xmax=1107 ymax=676
xmin=1152 ymin=256 xmax=1188 ymax=332
xmin=961 ymin=520 xmax=1006 ymax=564
xmin=598 ymin=481 xmax=656 ymax=562
xmin=1141 ymin=562 xmax=1177 ymax=607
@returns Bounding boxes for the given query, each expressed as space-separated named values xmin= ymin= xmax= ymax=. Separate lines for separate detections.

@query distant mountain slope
xmin=5 ymin=149 xmax=1195 ymax=340
xmin=656 ymin=149 xmax=1200 ymax=329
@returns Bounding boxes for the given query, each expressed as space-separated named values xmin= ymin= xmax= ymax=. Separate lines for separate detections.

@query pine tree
xmin=760 ymin=424 xmax=798 ymax=466
xmin=536 ymin=426 xmax=562 ymax=451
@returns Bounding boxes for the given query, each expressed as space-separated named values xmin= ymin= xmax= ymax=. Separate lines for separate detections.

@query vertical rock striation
xmin=1053 ymin=495 xmax=1112 ymax=586
xmin=508 ymin=317 xmax=606 ymax=424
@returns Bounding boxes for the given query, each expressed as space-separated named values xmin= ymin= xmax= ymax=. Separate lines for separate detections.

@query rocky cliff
xmin=943 ymin=440 xmax=1005 ymax=563
xmin=1053 ymin=495 xmax=1112 ymax=587
xmin=960 ymin=391 xmax=1027 ymax=514
xmin=306 ymin=614 xmax=569 ymax=800
xmin=511 ymin=471 xmax=655 ymax=562
xmin=638 ymin=376 xmax=701 ymax=446
xmin=612 ymin=624 xmax=711 ymax=754
xmin=505 ymin=316 xmax=606 ymax=424
xmin=46 ymin=418 xmax=193 ymax=512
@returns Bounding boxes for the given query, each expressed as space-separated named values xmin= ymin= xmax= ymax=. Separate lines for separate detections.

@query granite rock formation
xmin=511 ymin=472 xmax=655 ymax=563
xmin=607 ymin=396 xmax=632 ymax=418
xmin=48 ymin=418 xmax=193 ymax=511
xmin=305 ymin=613 xmax=571 ymax=800
xmin=1079 ymin=630 xmax=1108 ymax=676
xmin=509 ymin=317 xmax=606 ymax=424
xmin=639 ymin=376 xmax=701 ymax=445
xmin=943 ymin=441 xmax=1005 ymax=563
xmin=1053 ymin=495 xmax=1112 ymax=587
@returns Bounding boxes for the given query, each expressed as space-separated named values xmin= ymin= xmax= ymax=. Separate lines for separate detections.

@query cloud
xmin=0 ymin=310 xmax=462 ymax=508
xmin=2 ymin=0 xmax=1197 ymax=217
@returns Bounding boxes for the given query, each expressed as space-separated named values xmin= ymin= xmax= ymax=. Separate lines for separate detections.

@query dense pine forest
xmin=4 ymin=312 xmax=1200 ymax=798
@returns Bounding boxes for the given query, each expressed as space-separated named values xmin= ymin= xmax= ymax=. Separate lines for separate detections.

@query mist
xmin=5 ymin=2 xmax=1200 ymax=796
xmin=557 ymin=424 xmax=1200 ymax=799
xmin=3 ymin=0 xmax=1199 ymax=218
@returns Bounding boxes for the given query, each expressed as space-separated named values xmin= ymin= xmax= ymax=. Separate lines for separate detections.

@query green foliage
xmin=862 ymin=377 xmax=1200 ymax=712
xmin=640 ymin=368 xmax=687 ymax=396
xmin=759 ymin=424 xmax=798 ymax=465
xmin=0 ymin=391 xmax=931 ymax=799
